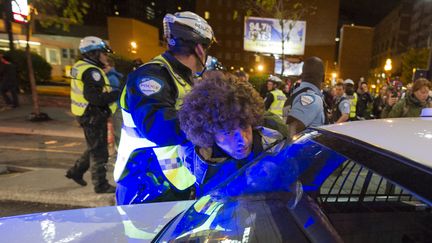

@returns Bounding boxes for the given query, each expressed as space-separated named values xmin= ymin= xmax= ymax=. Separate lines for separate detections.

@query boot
xmin=65 ymin=170 xmax=87 ymax=186
xmin=95 ymin=183 xmax=116 ymax=193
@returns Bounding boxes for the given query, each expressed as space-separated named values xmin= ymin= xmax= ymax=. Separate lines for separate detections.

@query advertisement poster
xmin=244 ymin=16 xmax=306 ymax=55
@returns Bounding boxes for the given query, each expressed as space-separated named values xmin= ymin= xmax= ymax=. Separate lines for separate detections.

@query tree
xmin=401 ymin=48 xmax=429 ymax=84
xmin=2 ymin=1 xmax=89 ymax=120
xmin=244 ymin=0 xmax=316 ymax=76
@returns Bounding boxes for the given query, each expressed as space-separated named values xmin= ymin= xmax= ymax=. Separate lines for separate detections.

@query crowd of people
xmin=56 ymin=10 xmax=431 ymax=205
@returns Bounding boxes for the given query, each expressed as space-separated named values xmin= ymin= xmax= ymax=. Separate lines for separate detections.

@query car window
xmin=318 ymin=159 xmax=432 ymax=243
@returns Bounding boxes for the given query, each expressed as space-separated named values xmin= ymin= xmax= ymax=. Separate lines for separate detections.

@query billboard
xmin=274 ymin=60 xmax=303 ymax=77
xmin=12 ymin=0 xmax=29 ymax=23
xmin=244 ymin=16 xmax=306 ymax=55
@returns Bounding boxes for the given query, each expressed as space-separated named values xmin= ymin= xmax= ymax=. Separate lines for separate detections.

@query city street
xmin=0 ymin=133 xmax=85 ymax=169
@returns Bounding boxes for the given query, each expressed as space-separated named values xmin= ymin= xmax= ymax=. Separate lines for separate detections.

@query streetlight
xmin=130 ymin=41 xmax=137 ymax=54
xmin=384 ymin=58 xmax=392 ymax=82
xmin=257 ymin=64 xmax=264 ymax=72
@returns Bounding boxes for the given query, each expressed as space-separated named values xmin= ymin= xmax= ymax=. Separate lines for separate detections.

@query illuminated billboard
xmin=244 ymin=16 xmax=306 ymax=55
xmin=12 ymin=0 xmax=29 ymax=23
xmin=274 ymin=60 xmax=303 ymax=77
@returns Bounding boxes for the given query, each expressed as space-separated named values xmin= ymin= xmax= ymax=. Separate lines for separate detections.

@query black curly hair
xmin=179 ymin=71 xmax=264 ymax=148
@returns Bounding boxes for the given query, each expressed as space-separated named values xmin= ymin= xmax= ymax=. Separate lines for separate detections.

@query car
xmin=1 ymin=117 xmax=431 ymax=242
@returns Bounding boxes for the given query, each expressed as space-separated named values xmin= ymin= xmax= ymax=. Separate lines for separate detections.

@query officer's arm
xmin=336 ymin=100 xmax=350 ymax=123
xmin=82 ymin=68 xmax=119 ymax=106
xmin=264 ymin=93 xmax=274 ymax=110
xmin=127 ymin=68 xmax=188 ymax=146
xmin=286 ymin=116 xmax=306 ymax=139
xmin=287 ymin=94 xmax=321 ymax=130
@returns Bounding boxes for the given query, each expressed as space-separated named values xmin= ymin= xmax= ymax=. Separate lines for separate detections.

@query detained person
xmin=178 ymin=71 xmax=289 ymax=197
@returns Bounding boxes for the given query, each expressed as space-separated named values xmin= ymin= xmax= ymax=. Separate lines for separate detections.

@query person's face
xmin=267 ymin=81 xmax=275 ymax=91
xmin=361 ymin=83 xmax=368 ymax=92
xmin=99 ymin=52 xmax=108 ymax=66
xmin=414 ymin=86 xmax=430 ymax=103
xmin=335 ymin=86 xmax=344 ymax=97
xmin=215 ymin=125 xmax=253 ymax=160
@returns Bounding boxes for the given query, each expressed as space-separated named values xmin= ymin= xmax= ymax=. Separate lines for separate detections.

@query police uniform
xmin=288 ymin=82 xmax=325 ymax=127
xmin=68 ymin=58 xmax=119 ymax=191
xmin=114 ymin=52 xmax=196 ymax=205
xmin=265 ymin=89 xmax=288 ymax=119
xmin=332 ymin=96 xmax=350 ymax=122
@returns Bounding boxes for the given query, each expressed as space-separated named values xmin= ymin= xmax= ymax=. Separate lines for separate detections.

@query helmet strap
xmin=193 ymin=45 xmax=207 ymax=78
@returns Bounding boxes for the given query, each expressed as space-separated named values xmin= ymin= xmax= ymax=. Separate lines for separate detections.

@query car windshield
xmin=157 ymin=131 xmax=347 ymax=242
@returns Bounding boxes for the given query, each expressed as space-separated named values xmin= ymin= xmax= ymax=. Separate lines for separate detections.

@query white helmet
xmin=268 ymin=75 xmax=283 ymax=83
xmin=79 ymin=36 xmax=112 ymax=54
xmin=343 ymin=79 xmax=354 ymax=85
xmin=163 ymin=11 xmax=215 ymax=47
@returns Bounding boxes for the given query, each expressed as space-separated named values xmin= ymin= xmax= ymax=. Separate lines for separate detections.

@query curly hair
xmin=179 ymin=71 xmax=264 ymax=148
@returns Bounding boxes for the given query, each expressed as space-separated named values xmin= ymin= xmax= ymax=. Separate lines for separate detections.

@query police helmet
xmin=268 ymin=75 xmax=283 ymax=83
xmin=163 ymin=11 xmax=215 ymax=48
xmin=79 ymin=36 xmax=112 ymax=54
xmin=343 ymin=79 xmax=354 ymax=85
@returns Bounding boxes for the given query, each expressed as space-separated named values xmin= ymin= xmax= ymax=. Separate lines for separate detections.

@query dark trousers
xmin=1 ymin=84 xmax=19 ymax=107
xmin=69 ymin=115 xmax=109 ymax=188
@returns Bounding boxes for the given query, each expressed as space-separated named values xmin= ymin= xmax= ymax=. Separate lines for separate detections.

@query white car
xmin=1 ymin=118 xmax=431 ymax=242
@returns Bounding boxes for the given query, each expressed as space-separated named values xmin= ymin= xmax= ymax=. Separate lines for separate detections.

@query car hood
xmin=0 ymin=200 xmax=194 ymax=242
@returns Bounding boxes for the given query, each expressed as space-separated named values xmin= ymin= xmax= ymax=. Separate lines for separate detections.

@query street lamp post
xmin=384 ymin=58 xmax=392 ymax=84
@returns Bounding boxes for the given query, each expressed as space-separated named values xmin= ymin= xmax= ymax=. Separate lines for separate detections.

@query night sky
xmin=339 ymin=0 xmax=401 ymax=27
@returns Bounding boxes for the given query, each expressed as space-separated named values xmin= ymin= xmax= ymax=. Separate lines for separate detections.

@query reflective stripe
xmin=122 ymin=109 xmax=136 ymax=128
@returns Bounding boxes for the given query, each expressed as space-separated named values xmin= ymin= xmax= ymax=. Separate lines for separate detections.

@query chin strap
xmin=194 ymin=50 xmax=208 ymax=78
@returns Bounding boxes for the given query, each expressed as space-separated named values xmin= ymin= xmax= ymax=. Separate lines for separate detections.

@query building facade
xmin=371 ymin=0 xmax=413 ymax=76
xmin=338 ymin=25 xmax=374 ymax=83
xmin=409 ymin=0 xmax=432 ymax=49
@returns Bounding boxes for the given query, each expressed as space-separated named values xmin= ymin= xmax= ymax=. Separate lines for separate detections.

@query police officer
xmin=331 ymin=82 xmax=350 ymax=123
xmin=66 ymin=36 xmax=120 ymax=193
xmin=286 ymin=57 xmax=325 ymax=138
xmin=343 ymin=79 xmax=358 ymax=120
xmin=114 ymin=11 xmax=216 ymax=205
xmin=264 ymin=75 xmax=287 ymax=120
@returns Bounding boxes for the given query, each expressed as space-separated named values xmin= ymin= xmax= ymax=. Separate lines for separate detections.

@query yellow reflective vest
xmin=70 ymin=60 xmax=117 ymax=116
xmin=268 ymin=89 xmax=287 ymax=119
xmin=348 ymin=92 xmax=358 ymax=119
xmin=114 ymin=55 xmax=195 ymax=191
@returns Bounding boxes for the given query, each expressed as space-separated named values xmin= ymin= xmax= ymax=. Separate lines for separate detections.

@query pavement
xmin=0 ymin=93 xmax=116 ymax=208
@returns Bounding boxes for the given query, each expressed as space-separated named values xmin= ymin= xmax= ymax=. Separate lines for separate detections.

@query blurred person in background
xmin=331 ymin=82 xmax=350 ymax=123
xmin=67 ymin=36 xmax=119 ymax=193
xmin=343 ymin=79 xmax=358 ymax=121
xmin=371 ymin=84 xmax=388 ymax=119
xmin=264 ymin=75 xmax=287 ymax=120
xmin=234 ymin=70 xmax=249 ymax=83
xmin=103 ymin=57 xmax=124 ymax=150
xmin=381 ymin=78 xmax=432 ymax=118
xmin=356 ymin=81 xmax=373 ymax=120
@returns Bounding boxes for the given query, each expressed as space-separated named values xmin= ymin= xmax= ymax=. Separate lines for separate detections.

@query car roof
xmin=317 ymin=118 xmax=432 ymax=169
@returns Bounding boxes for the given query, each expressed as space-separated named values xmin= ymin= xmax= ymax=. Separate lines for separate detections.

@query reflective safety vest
xmin=70 ymin=60 xmax=117 ymax=116
xmin=348 ymin=93 xmax=358 ymax=119
xmin=114 ymin=55 xmax=196 ymax=191
xmin=268 ymin=89 xmax=287 ymax=119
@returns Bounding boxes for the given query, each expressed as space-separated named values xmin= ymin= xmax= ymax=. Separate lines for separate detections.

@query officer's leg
xmin=86 ymin=118 xmax=115 ymax=193
xmin=66 ymin=118 xmax=90 ymax=186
